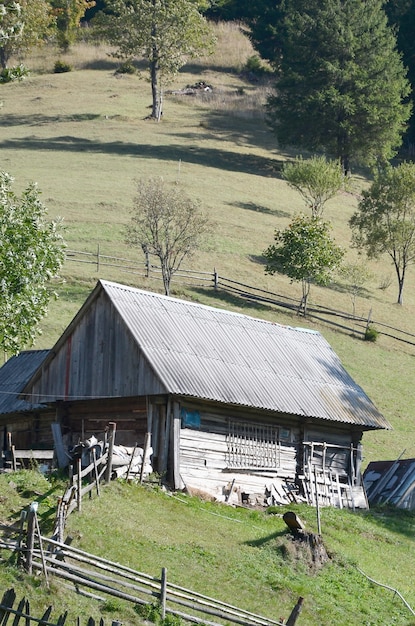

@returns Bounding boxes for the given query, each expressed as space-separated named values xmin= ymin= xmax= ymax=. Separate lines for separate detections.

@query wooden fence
xmin=24 ymin=533 xmax=303 ymax=626
xmin=65 ymin=249 xmax=415 ymax=352
xmin=0 ymin=587 xmax=118 ymax=626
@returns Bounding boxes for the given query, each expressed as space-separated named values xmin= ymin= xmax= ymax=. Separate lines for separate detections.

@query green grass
xmin=2 ymin=27 xmax=414 ymax=467
xmin=1 ymin=29 xmax=415 ymax=623
xmin=1 ymin=471 xmax=415 ymax=626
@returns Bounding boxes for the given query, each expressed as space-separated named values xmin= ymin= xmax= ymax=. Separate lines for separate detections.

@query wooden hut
xmin=19 ymin=280 xmax=390 ymax=507
xmin=0 ymin=350 xmax=56 ymax=468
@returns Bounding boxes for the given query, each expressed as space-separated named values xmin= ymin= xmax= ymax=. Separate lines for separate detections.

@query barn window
xmin=226 ymin=420 xmax=284 ymax=469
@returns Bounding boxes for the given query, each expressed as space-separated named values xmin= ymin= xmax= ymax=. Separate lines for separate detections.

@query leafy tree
xmin=0 ymin=0 xmax=53 ymax=69
xmin=0 ymin=171 xmax=65 ymax=355
xmin=350 ymin=163 xmax=415 ymax=305
xmin=282 ymin=156 xmax=346 ymax=218
xmin=264 ymin=214 xmax=344 ymax=315
xmin=266 ymin=0 xmax=411 ymax=173
xmin=125 ymin=177 xmax=213 ymax=296
xmin=50 ymin=0 xmax=96 ymax=52
xmin=94 ymin=0 xmax=215 ymax=120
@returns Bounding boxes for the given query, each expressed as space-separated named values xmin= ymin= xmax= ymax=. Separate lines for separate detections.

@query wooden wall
xmin=1 ymin=410 xmax=56 ymax=451
xmin=26 ymin=290 xmax=167 ymax=402
xmin=176 ymin=402 xmax=300 ymax=504
xmin=58 ymin=396 xmax=149 ymax=448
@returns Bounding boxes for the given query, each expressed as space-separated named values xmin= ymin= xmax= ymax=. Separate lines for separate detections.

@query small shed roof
xmin=364 ymin=459 xmax=415 ymax=508
xmin=22 ymin=281 xmax=391 ymax=430
xmin=0 ymin=350 xmax=49 ymax=415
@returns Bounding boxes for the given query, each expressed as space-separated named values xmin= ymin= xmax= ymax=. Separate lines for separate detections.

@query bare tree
xmin=125 ymin=177 xmax=213 ymax=296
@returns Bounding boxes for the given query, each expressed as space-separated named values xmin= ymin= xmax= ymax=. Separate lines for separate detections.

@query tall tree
xmin=0 ymin=171 xmax=65 ymax=355
xmin=125 ymin=177 xmax=213 ymax=296
xmin=384 ymin=0 xmax=415 ymax=148
xmin=0 ymin=0 xmax=52 ymax=69
xmin=50 ymin=0 xmax=96 ymax=52
xmin=264 ymin=214 xmax=344 ymax=315
xmin=282 ymin=156 xmax=345 ymax=218
xmin=350 ymin=163 xmax=415 ymax=305
xmin=267 ymin=0 xmax=411 ymax=173
xmin=94 ymin=0 xmax=215 ymax=120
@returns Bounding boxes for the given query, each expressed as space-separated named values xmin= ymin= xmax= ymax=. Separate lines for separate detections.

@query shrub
xmin=116 ymin=60 xmax=136 ymax=75
xmin=243 ymin=55 xmax=272 ymax=77
xmin=54 ymin=60 xmax=72 ymax=73
xmin=0 ymin=64 xmax=29 ymax=84
xmin=364 ymin=325 xmax=379 ymax=342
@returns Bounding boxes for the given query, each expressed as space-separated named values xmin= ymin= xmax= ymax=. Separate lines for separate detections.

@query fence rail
xmin=65 ymin=248 xmax=415 ymax=352
xmin=26 ymin=536 xmax=302 ymax=626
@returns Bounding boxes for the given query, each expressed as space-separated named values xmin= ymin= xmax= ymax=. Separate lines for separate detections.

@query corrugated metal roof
xmin=364 ymin=459 xmax=415 ymax=508
xmin=101 ymin=280 xmax=390 ymax=430
xmin=0 ymin=350 xmax=49 ymax=414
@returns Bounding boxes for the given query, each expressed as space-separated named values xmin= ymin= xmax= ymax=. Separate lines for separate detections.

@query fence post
xmin=286 ymin=597 xmax=304 ymax=626
xmin=160 ymin=567 xmax=167 ymax=620
xmin=97 ymin=244 xmax=100 ymax=273
xmin=105 ymin=422 xmax=117 ymax=484
xmin=77 ymin=457 xmax=82 ymax=513
xmin=92 ymin=448 xmax=101 ymax=496
xmin=25 ymin=503 xmax=37 ymax=574
xmin=213 ymin=268 xmax=218 ymax=290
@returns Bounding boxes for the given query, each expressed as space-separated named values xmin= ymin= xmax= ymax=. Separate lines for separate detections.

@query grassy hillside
xmin=1 ymin=23 xmax=414 ymax=469
xmin=0 ymin=471 xmax=415 ymax=626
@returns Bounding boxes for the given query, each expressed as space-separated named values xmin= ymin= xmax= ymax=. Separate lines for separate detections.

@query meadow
xmin=1 ymin=22 xmax=414 ymax=468
xmin=1 ymin=23 xmax=415 ymax=623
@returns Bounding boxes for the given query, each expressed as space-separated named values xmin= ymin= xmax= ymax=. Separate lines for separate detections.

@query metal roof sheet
xmin=102 ymin=281 xmax=390 ymax=430
xmin=364 ymin=459 xmax=415 ymax=507
xmin=0 ymin=350 xmax=49 ymax=415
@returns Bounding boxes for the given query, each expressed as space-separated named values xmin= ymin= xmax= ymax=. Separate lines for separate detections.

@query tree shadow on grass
xmin=0 ymin=113 xmax=101 ymax=127
xmin=0 ymin=134 xmax=281 ymax=178
xmin=231 ymin=200 xmax=291 ymax=218
xmin=192 ymin=286 xmax=278 ymax=315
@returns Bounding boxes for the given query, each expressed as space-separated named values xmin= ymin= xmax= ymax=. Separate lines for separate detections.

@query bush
xmin=243 ymin=55 xmax=272 ymax=77
xmin=116 ymin=60 xmax=136 ymax=75
xmin=54 ymin=60 xmax=72 ymax=73
xmin=0 ymin=64 xmax=29 ymax=84
xmin=364 ymin=325 xmax=379 ymax=342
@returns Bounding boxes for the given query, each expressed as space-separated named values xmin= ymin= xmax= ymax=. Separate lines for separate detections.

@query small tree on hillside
xmin=282 ymin=156 xmax=346 ymax=218
xmin=264 ymin=214 xmax=344 ymax=315
xmin=125 ymin=177 xmax=213 ymax=296
xmin=94 ymin=0 xmax=216 ymax=120
xmin=339 ymin=261 xmax=373 ymax=320
xmin=350 ymin=162 xmax=415 ymax=305
xmin=0 ymin=171 xmax=65 ymax=356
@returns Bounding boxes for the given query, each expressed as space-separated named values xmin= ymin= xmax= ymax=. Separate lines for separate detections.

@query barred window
xmin=226 ymin=420 xmax=283 ymax=469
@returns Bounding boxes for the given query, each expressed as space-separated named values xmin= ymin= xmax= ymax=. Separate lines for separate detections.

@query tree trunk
xmin=0 ymin=46 xmax=9 ymax=70
xmin=150 ymin=58 xmax=161 ymax=120
xmin=397 ymin=279 xmax=404 ymax=305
